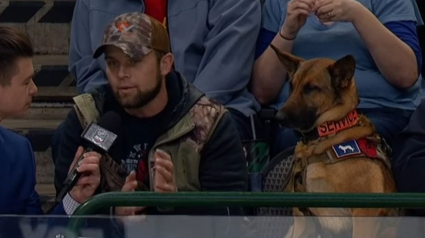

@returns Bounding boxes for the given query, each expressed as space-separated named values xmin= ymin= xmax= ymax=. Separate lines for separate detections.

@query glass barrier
xmin=1 ymin=214 xmax=425 ymax=238
xmin=4 ymin=192 xmax=425 ymax=238
xmin=64 ymin=192 xmax=425 ymax=237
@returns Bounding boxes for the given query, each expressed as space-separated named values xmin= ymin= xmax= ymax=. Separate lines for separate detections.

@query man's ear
xmin=270 ymin=44 xmax=304 ymax=79
xmin=160 ymin=52 xmax=174 ymax=75
xmin=327 ymin=55 xmax=356 ymax=89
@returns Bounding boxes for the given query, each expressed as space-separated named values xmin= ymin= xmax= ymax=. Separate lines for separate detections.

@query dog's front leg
xmin=290 ymin=208 xmax=316 ymax=238
xmin=351 ymin=208 xmax=382 ymax=238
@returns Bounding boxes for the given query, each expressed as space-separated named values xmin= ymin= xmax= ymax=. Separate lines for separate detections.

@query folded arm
xmin=350 ymin=0 xmax=421 ymax=88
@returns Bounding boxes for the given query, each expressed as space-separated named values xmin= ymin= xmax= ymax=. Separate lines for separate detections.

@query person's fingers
xmin=314 ymin=0 xmax=333 ymax=10
xmin=298 ymin=0 xmax=316 ymax=9
xmin=155 ymin=165 xmax=173 ymax=183
xmin=289 ymin=0 xmax=314 ymax=12
xmin=291 ymin=9 xmax=311 ymax=18
xmin=83 ymin=151 xmax=102 ymax=159
xmin=121 ymin=171 xmax=138 ymax=192
xmin=155 ymin=156 xmax=174 ymax=171
xmin=155 ymin=183 xmax=176 ymax=192
xmin=315 ymin=2 xmax=334 ymax=16
xmin=78 ymin=155 xmax=100 ymax=172
xmin=76 ymin=164 xmax=99 ymax=175
xmin=68 ymin=146 xmax=85 ymax=174
xmin=75 ymin=176 xmax=100 ymax=186
xmin=155 ymin=149 xmax=172 ymax=161
xmin=78 ymin=155 xmax=101 ymax=166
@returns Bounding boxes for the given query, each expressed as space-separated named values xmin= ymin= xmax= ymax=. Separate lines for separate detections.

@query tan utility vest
xmin=72 ymin=93 xmax=227 ymax=193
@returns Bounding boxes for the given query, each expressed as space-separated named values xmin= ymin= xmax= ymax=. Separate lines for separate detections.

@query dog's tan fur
xmin=270 ymin=45 xmax=399 ymax=238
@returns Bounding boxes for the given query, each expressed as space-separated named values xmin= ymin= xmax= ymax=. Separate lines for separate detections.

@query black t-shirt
xmin=116 ymin=76 xmax=181 ymax=188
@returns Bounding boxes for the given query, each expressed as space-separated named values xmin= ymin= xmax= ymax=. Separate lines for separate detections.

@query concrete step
xmin=1 ymin=112 xmax=71 ymax=151
xmin=0 ymin=0 xmax=75 ymax=55
xmin=33 ymin=55 xmax=74 ymax=87
xmin=0 ymin=0 xmax=76 ymax=23
xmin=0 ymin=1 xmax=77 ymax=86
xmin=33 ymin=86 xmax=77 ymax=102
xmin=1 ymin=87 xmax=76 ymax=151
xmin=36 ymin=149 xmax=56 ymax=213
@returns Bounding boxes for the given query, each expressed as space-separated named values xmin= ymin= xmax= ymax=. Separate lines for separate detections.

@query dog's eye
xmin=303 ymin=84 xmax=320 ymax=94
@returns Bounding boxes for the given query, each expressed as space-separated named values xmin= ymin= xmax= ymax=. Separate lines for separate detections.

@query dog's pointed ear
xmin=270 ymin=44 xmax=304 ymax=78
xmin=328 ymin=55 xmax=356 ymax=89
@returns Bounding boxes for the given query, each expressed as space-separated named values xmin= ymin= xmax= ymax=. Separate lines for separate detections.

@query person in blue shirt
xmin=252 ymin=0 xmax=424 ymax=155
xmin=0 ymin=26 xmax=102 ymax=236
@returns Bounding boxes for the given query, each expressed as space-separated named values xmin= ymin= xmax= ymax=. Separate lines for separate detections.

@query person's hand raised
xmin=281 ymin=0 xmax=316 ymax=39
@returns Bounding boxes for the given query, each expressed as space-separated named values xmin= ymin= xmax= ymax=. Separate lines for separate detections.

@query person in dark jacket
xmin=393 ymin=98 xmax=425 ymax=216
xmin=54 ymin=12 xmax=247 ymax=224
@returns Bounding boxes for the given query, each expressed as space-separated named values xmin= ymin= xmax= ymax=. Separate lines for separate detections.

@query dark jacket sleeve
xmin=199 ymin=111 xmax=248 ymax=194
xmin=54 ymin=109 xmax=84 ymax=197
xmin=392 ymin=99 xmax=425 ymax=214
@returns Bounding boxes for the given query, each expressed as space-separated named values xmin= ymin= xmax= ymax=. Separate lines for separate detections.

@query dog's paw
xmin=283 ymin=225 xmax=294 ymax=238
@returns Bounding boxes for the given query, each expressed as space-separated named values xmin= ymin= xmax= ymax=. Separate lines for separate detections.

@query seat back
xmin=246 ymin=147 xmax=295 ymax=238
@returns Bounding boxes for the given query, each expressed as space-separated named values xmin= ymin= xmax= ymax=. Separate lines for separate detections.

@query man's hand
xmin=154 ymin=149 xmax=176 ymax=192
xmin=68 ymin=146 xmax=101 ymax=204
xmin=115 ymin=171 xmax=146 ymax=217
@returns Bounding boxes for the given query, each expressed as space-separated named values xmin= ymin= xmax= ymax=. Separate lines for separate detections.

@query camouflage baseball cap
xmin=93 ymin=12 xmax=170 ymax=60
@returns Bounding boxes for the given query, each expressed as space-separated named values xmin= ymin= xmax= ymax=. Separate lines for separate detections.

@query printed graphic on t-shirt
xmin=121 ymin=143 xmax=150 ymax=183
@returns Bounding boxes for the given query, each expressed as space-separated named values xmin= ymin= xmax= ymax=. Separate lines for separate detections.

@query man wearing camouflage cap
xmin=54 ymin=12 xmax=247 ymax=223
xmin=66 ymin=0 xmax=261 ymax=142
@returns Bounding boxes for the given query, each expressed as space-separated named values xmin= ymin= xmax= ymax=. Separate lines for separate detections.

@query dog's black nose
xmin=275 ymin=110 xmax=288 ymax=126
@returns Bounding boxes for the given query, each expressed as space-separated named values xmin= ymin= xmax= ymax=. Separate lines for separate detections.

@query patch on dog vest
xmin=357 ymin=138 xmax=377 ymax=157
xmin=332 ymin=140 xmax=361 ymax=158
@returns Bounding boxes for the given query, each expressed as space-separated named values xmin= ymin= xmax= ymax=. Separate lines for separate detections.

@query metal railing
xmin=65 ymin=192 xmax=425 ymax=238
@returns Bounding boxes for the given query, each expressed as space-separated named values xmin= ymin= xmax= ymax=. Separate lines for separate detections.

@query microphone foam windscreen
xmin=96 ymin=111 xmax=122 ymax=135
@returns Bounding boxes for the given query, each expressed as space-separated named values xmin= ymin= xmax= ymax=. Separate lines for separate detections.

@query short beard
xmin=115 ymin=67 xmax=163 ymax=109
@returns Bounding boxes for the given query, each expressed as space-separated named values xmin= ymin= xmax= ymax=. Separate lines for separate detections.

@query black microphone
xmin=56 ymin=111 xmax=121 ymax=203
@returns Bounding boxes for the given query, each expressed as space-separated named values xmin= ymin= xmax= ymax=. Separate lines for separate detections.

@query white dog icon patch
xmin=332 ymin=140 xmax=361 ymax=158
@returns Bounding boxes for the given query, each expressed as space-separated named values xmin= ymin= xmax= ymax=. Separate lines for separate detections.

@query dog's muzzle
xmin=275 ymin=110 xmax=289 ymax=127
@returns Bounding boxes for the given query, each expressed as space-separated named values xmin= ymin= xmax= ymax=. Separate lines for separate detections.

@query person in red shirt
xmin=144 ymin=0 xmax=167 ymax=25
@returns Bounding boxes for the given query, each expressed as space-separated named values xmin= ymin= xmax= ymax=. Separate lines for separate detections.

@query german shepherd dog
xmin=270 ymin=45 xmax=400 ymax=238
